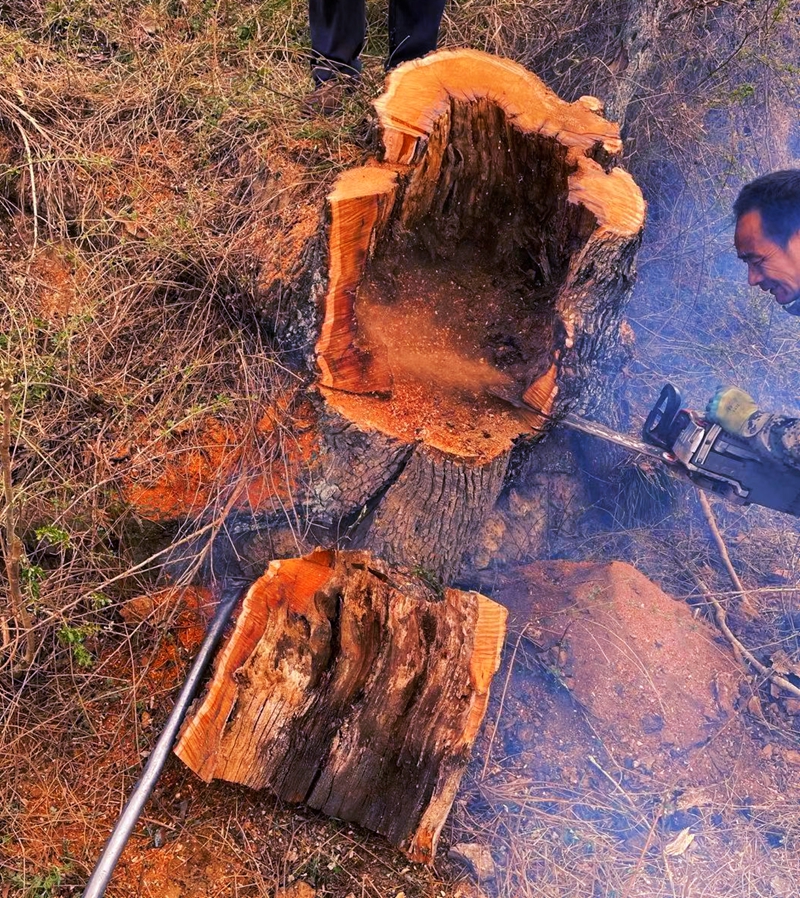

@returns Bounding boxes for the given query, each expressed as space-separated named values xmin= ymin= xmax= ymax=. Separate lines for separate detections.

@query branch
xmin=0 ymin=378 xmax=36 ymax=666
xmin=695 ymin=576 xmax=800 ymax=700
xmin=697 ymin=489 xmax=758 ymax=618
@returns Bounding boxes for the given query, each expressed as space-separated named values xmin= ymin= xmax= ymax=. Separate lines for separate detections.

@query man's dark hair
xmin=734 ymin=170 xmax=800 ymax=247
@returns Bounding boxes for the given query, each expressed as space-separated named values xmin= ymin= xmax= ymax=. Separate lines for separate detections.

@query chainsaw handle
xmin=643 ymin=383 xmax=684 ymax=450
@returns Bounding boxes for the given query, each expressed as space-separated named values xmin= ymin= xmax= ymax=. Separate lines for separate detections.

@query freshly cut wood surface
xmin=316 ymin=166 xmax=398 ymax=394
xmin=316 ymin=48 xmax=644 ymax=449
xmin=175 ymin=548 xmax=507 ymax=862
xmin=373 ymin=49 xmax=624 ymax=163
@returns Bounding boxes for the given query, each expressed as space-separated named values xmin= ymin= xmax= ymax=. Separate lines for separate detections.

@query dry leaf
xmin=663 ymin=827 xmax=695 ymax=857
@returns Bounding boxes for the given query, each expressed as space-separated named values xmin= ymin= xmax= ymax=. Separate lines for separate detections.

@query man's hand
xmin=706 ymin=386 xmax=761 ymax=436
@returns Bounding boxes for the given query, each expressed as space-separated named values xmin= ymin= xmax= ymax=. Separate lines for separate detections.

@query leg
xmin=309 ymin=0 xmax=367 ymax=83
xmin=387 ymin=0 xmax=447 ymax=70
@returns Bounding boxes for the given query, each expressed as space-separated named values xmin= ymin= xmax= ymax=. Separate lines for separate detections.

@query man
xmin=305 ymin=0 xmax=447 ymax=114
xmin=706 ymin=169 xmax=800 ymax=466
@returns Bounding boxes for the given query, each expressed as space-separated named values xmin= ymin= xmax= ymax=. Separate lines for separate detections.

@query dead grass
xmin=1 ymin=0 xmax=800 ymax=896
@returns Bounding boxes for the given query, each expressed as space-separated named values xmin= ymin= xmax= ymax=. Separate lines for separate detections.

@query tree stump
xmin=174 ymin=548 xmax=507 ymax=863
xmin=308 ymin=49 xmax=645 ymax=580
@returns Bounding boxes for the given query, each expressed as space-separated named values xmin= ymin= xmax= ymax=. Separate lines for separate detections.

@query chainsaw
xmin=562 ymin=383 xmax=800 ymax=517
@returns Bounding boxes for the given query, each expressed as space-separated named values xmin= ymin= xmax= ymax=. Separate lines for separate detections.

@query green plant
xmin=57 ymin=622 xmax=100 ymax=668
xmin=20 ymin=562 xmax=45 ymax=603
xmin=89 ymin=591 xmax=111 ymax=609
xmin=729 ymin=83 xmax=756 ymax=102
xmin=34 ymin=524 xmax=71 ymax=551
xmin=9 ymin=862 xmax=69 ymax=898
xmin=410 ymin=565 xmax=445 ymax=599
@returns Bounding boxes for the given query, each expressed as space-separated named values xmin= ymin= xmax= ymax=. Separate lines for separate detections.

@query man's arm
xmin=706 ymin=386 xmax=800 ymax=468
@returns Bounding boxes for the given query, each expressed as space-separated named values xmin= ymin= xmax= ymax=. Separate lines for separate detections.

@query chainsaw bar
xmin=560 ymin=413 xmax=675 ymax=464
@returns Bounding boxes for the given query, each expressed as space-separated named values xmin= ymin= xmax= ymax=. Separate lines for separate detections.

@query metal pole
xmin=81 ymin=581 xmax=247 ymax=898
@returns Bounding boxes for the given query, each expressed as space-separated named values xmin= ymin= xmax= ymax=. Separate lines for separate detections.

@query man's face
xmin=735 ymin=209 xmax=800 ymax=315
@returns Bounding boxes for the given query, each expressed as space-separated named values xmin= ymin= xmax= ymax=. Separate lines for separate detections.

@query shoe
xmin=301 ymin=76 xmax=356 ymax=117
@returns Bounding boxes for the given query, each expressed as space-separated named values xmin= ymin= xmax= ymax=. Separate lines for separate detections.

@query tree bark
xmin=174 ymin=548 xmax=507 ymax=863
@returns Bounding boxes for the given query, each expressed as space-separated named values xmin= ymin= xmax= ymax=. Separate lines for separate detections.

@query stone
xmin=448 ymin=842 xmax=497 ymax=881
xmin=783 ymin=749 xmax=800 ymax=767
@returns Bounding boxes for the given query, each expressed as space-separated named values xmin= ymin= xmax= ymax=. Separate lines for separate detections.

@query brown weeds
xmin=1 ymin=1 xmax=800 ymax=896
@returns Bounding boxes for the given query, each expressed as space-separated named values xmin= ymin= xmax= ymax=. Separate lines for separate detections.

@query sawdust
xmin=325 ymin=241 xmax=557 ymax=460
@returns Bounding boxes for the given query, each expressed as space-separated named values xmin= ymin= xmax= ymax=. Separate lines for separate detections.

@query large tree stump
xmin=309 ymin=49 xmax=645 ymax=580
xmin=174 ymin=548 xmax=507 ymax=862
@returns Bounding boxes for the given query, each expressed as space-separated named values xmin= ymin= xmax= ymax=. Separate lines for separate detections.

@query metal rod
xmin=81 ymin=582 xmax=247 ymax=898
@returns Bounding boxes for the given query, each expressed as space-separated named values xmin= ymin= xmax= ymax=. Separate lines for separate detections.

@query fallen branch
xmin=697 ymin=490 xmax=758 ymax=619
xmin=13 ymin=120 xmax=38 ymax=253
xmin=695 ymin=576 xmax=800 ymax=701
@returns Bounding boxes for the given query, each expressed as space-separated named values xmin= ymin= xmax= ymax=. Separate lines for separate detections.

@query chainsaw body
xmin=643 ymin=383 xmax=800 ymax=516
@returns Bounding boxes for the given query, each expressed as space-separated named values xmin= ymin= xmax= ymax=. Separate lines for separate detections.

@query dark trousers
xmin=309 ymin=0 xmax=447 ymax=83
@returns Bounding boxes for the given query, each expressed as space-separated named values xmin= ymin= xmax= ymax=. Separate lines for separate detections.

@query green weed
xmin=57 ymin=622 xmax=100 ymax=668
xmin=34 ymin=524 xmax=71 ymax=551
xmin=7 ymin=863 xmax=69 ymax=898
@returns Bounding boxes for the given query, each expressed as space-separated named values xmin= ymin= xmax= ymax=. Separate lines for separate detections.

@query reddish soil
xmin=493 ymin=561 xmax=751 ymax=780
xmin=120 ymin=392 xmax=319 ymax=522
xmin=458 ymin=560 xmax=800 ymax=896
xmin=7 ymin=235 xmax=90 ymax=319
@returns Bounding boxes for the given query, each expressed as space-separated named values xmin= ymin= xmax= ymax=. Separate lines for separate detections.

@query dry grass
xmin=2 ymin=0 xmax=800 ymax=896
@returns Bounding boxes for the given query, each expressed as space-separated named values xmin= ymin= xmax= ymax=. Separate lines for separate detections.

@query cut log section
xmin=174 ymin=548 xmax=507 ymax=863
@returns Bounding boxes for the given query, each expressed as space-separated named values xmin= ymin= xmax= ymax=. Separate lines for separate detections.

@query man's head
xmin=733 ymin=170 xmax=800 ymax=315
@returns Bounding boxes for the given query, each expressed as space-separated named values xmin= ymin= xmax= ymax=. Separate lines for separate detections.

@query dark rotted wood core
xmin=174 ymin=549 xmax=507 ymax=863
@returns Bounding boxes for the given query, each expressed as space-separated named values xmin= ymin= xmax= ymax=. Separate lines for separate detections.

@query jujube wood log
xmin=174 ymin=548 xmax=507 ymax=862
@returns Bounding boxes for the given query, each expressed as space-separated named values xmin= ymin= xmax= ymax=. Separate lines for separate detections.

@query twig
xmin=13 ymin=121 xmax=39 ymax=254
xmin=618 ymin=800 xmax=666 ymax=898
xmin=0 ymin=95 xmax=54 ymax=143
xmin=0 ymin=378 xmax=36 ymax=665
xmin=695 ymin=577 xmax=800 ymax=700
xmin=697 ymin=490 xmax=758 ymax=619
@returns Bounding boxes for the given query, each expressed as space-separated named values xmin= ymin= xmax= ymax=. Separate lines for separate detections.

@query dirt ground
xmin=7 ymin=559 xmax=800 ymax=898
xmin=459 ymin=560 xmax=800 ymax=898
